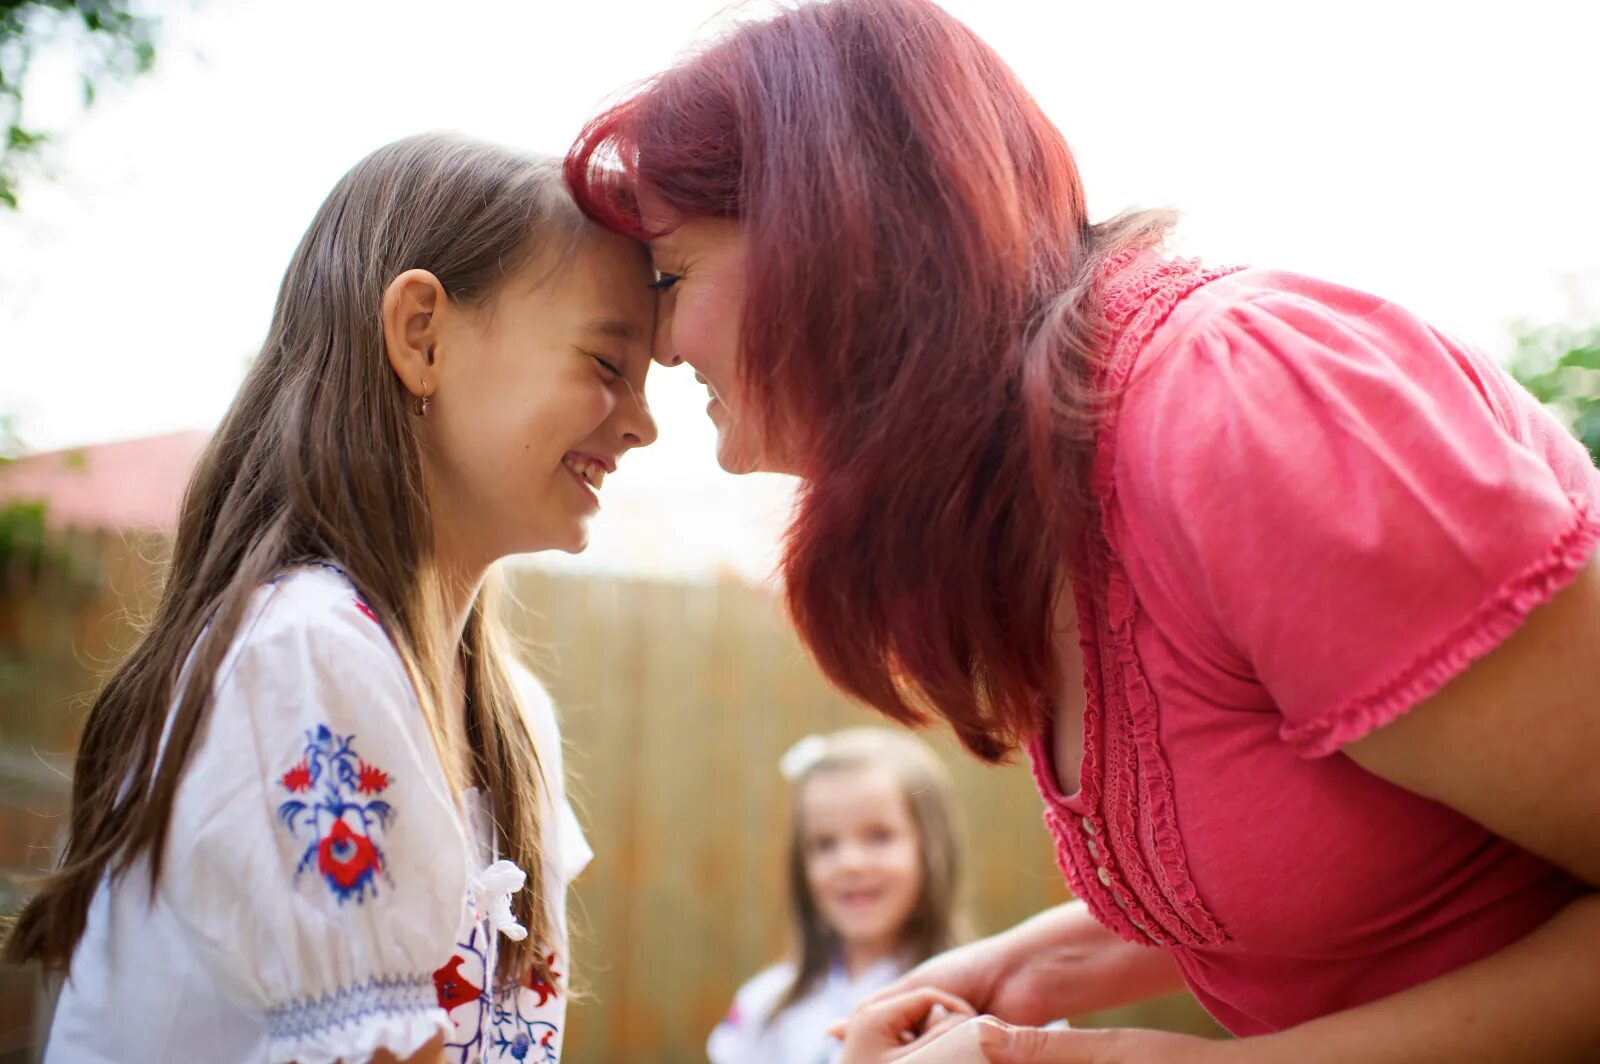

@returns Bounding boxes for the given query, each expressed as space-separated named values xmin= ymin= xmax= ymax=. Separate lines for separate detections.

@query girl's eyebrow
xmin=584 ymin=317 xmax=641 ymax=343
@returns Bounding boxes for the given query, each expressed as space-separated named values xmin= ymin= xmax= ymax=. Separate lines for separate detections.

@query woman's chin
xmin=714 ymin=429 xmax=764 ymax=475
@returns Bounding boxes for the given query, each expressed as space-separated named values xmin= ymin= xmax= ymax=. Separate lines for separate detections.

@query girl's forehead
xmin=801 ymin=764 xmax=906 ymax=811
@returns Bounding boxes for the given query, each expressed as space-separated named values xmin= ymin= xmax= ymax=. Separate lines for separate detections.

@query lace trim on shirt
xmin=1280 ymin=495 xmax=1600 ymax=757
xmin=1030 ymin=251 xmax=1242 ymax=952
xmin=265 ymin=974 xmax=440 ymax=1044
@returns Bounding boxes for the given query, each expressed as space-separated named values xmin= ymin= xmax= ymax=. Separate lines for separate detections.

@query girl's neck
xmin=840 ymin=936 xmax=902 ymax=980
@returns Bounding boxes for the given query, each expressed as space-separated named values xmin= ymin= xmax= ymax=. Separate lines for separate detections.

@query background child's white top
xmin=46 ymin=565 xmax=592 ymax=1064
xmin=706 ymin=956 xmax=904 ymax=1064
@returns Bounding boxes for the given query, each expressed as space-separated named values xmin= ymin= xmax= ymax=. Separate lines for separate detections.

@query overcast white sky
xmin=5 ymin=0 xmax=1598 ymax=580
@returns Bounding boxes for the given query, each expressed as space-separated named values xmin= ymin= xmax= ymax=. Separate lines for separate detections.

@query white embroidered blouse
xmin=46 ymin=565 xmax=592 ymax=1064
xmin=706 ymin=958 xmax=906 ymax=1064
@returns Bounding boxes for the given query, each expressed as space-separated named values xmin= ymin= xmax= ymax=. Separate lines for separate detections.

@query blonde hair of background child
xmin=5 ymin=134 xmax=587 ymax=989
xmin=773 ymin=726 xmax=971 ymax=1017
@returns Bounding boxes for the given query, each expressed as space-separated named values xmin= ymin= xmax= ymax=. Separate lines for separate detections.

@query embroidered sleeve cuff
xmin=265 ymin=974 xmax=450 ymax=1064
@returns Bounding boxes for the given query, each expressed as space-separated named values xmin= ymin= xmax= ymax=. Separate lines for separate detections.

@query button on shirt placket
xmin=1082 ymin=815 xmax=1163 ymax=946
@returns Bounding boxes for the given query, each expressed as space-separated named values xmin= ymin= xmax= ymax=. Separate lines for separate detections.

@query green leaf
xmin=6 ymin=122 xmax=44 ymax=150
xmin=1557 ymin=346 xmax=1600 ymax=372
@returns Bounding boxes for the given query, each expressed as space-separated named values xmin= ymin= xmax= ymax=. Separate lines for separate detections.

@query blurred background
xmin=2 ymin=0 xmax=1597 ymax=1061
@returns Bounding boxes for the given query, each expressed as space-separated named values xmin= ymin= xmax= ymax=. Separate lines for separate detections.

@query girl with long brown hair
xmin=8 ymin=133 xmax=658 ymax=1064
xmin=566 ymin=0 xmax=1600 ymax=1060
xmin=708 ymin=728 xmax=969 ymax=1064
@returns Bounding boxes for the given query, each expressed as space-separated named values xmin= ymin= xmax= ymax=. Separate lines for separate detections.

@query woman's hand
xmin=892 ymin=1019 xmax=1224 ymax=1064
xmin=861 ymin=901 xmax=1185 ymax=1027
xmin=837 ymin=988 xmax=979 ymax=1064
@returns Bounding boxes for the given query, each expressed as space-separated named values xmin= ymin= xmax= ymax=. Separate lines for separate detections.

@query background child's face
xmin=799 ymin=765 xmax=923 ymax=956
xmin=426 ymin=229 xmax=658 ymax=562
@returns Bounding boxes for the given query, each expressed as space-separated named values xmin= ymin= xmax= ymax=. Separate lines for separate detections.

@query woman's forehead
xmin=634 ymin=184 xmax=682 ymax=234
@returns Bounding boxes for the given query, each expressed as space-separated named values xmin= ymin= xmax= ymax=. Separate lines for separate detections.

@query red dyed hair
xmin=568 ymin=0 xmax=1168 ymax=761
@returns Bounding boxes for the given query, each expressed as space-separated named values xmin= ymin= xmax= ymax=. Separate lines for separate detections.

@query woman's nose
xmin=652 ymin=302 xmax=682 ymax=367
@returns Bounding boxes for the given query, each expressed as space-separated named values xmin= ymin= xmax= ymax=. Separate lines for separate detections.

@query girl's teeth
xmin=564 ymin=456 xmax=605 ymax=490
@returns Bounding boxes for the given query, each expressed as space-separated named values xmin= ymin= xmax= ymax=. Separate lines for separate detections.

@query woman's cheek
xmin=676 ymin=290 xmax=740 ymax=389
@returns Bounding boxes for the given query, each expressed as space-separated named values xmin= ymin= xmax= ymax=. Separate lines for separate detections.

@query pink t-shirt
xmin=1026 ymin=254 xmax=1600 ymax=1036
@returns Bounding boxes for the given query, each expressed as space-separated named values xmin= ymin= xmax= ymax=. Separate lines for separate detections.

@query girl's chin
xmin=526 ymin=518 xmax=592 ymax=557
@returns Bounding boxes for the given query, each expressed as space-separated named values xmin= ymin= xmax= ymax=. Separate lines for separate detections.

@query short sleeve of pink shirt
xmin=1112 ymin=269 xmax=1600 ymax=757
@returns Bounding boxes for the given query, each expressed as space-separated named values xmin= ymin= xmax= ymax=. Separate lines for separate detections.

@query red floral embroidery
xmin=525 ymin=952 xmax=561 ymax=1007
xmin=276 ymin=725 xmax=395 ymax=904
xmin=280 ymin=759 xmax=313 ymax=793
xmin=317 ymin=818 xmax=383 ymax=892
xmin=353 ymin=597 xmax=380 ymax=624
xmin=356 ymin=761 xmax=391 ymax=794
xmin=432 ymin=953 xmax=483 ymax=1013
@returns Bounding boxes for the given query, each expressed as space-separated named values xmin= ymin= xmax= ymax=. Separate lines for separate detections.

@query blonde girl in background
xmin=5 ymin=134 xmax=658 ymax=1064
xmin=709 ymin=728 xmax=971 ymax=1064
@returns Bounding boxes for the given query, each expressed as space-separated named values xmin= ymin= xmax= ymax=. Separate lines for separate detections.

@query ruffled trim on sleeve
xmin=1281 ymin=495 xmax=1600 ymax=758
xmin=264 ymin=974 xmax=450 ymax=1064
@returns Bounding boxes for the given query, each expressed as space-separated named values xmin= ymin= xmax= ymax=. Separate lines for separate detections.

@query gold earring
xmin=413 ymin=380 xmax=433 ymax=417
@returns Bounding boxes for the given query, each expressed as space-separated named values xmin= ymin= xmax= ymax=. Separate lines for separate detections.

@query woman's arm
xmin=1233 ymin=895 xmax=1600 ymax=1063
xmin=863 ymin=899 xmax=1186 ymax=1026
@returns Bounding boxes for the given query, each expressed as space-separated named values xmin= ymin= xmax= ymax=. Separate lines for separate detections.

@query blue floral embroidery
xmin=276 ymin=725 xmax=395 ymax=903
xmin=490 ymin=1005 xmax=558 ymax=1062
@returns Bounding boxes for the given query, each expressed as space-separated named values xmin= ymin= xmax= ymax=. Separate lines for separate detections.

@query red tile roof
xmin=0 ymin=430 xmax=211 ymax=532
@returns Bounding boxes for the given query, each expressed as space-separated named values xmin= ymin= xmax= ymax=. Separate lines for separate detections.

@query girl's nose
xmin=616 ymin=387 xmax=659 ymax=450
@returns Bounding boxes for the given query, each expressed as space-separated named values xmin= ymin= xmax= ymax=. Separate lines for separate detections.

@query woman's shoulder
xmin=1102 ymin=262 xmax=1600 ymax=756
xmin=1113 ymin=262 xmax=1505 ymax=471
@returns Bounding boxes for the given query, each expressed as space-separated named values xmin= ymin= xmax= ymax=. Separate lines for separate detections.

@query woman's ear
xmin=381 ymin=269 xmax=447 ymax=401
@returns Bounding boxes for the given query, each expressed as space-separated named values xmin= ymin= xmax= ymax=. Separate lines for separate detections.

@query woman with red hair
xmin=567 ymin=1 xmax=1600 ymax=1060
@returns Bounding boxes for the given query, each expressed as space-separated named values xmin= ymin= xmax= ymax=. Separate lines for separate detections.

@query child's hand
xmin=888 ymin=1018 xmax=1227 ymax=1064
xmin=834 ymin=987 xmax=978 ymax=1064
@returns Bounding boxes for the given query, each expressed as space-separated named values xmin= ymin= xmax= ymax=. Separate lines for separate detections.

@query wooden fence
xmin=0 ymin=533 xmax=1216 ymax=1062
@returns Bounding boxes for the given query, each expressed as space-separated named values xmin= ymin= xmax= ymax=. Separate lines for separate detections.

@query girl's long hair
xmin=7 ymin=134 xmax=586 ymax=987
xmin=777 ymin=727 xmax=970 ymax=1017
xmin=567 ymin=0 xmax=1172 ymax=762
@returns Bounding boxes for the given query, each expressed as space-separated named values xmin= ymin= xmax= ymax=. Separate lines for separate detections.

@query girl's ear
xmin=382 ymin=269 xmax=447 ymax=401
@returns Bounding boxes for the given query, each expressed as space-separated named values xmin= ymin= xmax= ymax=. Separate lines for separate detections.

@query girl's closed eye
xmin=587 ymin=352 xmax=624 ymax=381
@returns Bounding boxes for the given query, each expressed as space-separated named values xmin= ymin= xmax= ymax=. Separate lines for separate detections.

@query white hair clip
xmin=779 ymin=734 xmax=828 ymax=781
